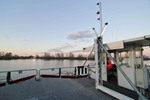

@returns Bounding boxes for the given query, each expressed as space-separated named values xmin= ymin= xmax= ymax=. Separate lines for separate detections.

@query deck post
xmin=7 ymin=72 xmax=11 ymax=84
xmin=59 ymin=68 xmax=61 ymax=78
xmin=74 ymin=67 xmax=76 ymax=76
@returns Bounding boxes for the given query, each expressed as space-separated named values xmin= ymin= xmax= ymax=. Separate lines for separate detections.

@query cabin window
xmin=135 ymin=50 xmax=142 ymax=68
xmin=119 ymin=52 xmax=130 ymax=67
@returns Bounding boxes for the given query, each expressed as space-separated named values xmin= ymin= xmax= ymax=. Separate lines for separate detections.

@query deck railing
xmin=39 ymin=66 xmax=89 ymax=78
xmin=0 ymin=66 xmax=89 ymax=87
xmin=0 ymin=69 xmax=38 ymax=86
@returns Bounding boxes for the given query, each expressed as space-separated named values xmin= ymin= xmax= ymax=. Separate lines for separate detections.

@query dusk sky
xmin=0 ymin=0 xmax=150 ymax=56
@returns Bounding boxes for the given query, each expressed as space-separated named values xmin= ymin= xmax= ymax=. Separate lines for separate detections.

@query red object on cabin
xmin=107 ymin=59 xmax=113 ymax=69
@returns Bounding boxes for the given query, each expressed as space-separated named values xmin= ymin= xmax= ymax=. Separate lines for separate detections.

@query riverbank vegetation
xmin=36 ymin=52 xmax=94 ymax=60
xmin=0 ymin=52 xmax=33 ymax=60
xmin=1 ymin=52 xmax=150 ymax=60
xmin=0 ymin=52 xmax=94 ymax=60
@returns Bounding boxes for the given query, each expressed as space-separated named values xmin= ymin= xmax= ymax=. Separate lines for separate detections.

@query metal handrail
xmin=0 ymin=69 xmax=38 ymax=76
xmin=39 ymin=66 xmax=77 ymax=76
xmin=39 ymin=66 xmax=76 ymax=71
xmin=83 ymin=46 xmax=95 ymax=66
xmin=39 ymin=66 xmax=89 ymax=78
xmin=0 ymin=65 xmax=90 ymax=82
xmin=88 ymin=63 xmax=96 ymax=66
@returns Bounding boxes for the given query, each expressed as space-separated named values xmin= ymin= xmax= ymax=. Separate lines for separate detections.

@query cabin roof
xmin=83 ymin=35 xmax=150 ymax=52
xmin=124 ymin=35 xmax=150 ymax=47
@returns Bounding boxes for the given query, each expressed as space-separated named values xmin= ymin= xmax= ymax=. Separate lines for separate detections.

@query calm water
xmin=0 ymin=59 xmax=94 ymax=71
xmin=1 ymin=59 xmax=149 ymax=71
xmin=144 ymin=60 xmax=150 ymax=65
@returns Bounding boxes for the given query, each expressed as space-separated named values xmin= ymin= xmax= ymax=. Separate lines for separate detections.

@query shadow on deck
xmin=0 ymin=78 xmax=117 ymax=100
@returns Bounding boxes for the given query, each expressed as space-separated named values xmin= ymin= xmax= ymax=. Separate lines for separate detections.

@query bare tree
xmin=60 ymin=53 xmax=64 ymax=58
xmin=55 ymin=53 xmax=61 ymax=58
xmin=44 ymin=53 xmax=51 ymax=57
xmin=69 ymin=52 xmax=74 ymax=58
xmin=5 ymin=52 xmax=12 ymax=57
xmin=78 ymin=53 xmax=83 ymax=58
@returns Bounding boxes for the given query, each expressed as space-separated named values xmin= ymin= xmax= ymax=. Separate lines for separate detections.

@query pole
xmin=93 ymin=28 xmax=98 ymax=37
xmin=99 ymin=2 xmax=102 ymax=35
xmin=83 ymin=46 xmax=95 ymax=66
xmin=97 ymin=2 xmax=104 ymax=85
xmin=101 ymin=23 xmax=108 ymax=36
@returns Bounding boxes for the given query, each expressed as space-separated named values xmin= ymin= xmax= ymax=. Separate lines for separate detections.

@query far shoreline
xmin=0 ymin=57 xmax=95 ymax=60
xmin=0 ymin=57 xmax=150 ymax=61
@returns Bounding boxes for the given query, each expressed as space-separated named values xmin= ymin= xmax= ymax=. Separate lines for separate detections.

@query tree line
xmin=0 ymin=51 xmax=149 ymax=60
xmin=0 ymin=52 xmax=94 ymax=60
xmin=0 ymin=52 xmax=33 ymax=60
xmin=36 ymin=52 xmax=94 ymax=60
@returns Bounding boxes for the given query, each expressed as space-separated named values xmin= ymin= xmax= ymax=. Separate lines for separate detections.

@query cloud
xmin=24 ymin=39 xmax=31 ymax=42
xmin=67 ymin=31 xmax=93 ymax=40
xmin=36 ymin=52 xmax=50 ymax=54
xmin=49 ymin=49 xmax=63 ymax=52
xmin=5 ymin=36 xmax=11 ymax=40
xmin=48 ymin=43 xmax=72 ymax=52
xmin=71 ymin=50 xmax=82 ymax=53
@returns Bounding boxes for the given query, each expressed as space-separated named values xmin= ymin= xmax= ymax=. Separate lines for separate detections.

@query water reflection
xmin=0 ymin=59 xmax=94 ymax=71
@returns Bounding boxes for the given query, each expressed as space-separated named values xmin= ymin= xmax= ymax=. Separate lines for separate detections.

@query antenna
xmin=100 ymin=23 xmax=108 ymax=36
xmin=93 ymin=22 xmax=108 ymax=38
xmin=92 ymin=28 xmax=98 ymax=38
xmin=96 ymin=2 xmax=102 ymax=36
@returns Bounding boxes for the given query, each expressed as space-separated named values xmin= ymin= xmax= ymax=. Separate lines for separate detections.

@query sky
xmin=0 ymin=0 xmax=150 ymax=56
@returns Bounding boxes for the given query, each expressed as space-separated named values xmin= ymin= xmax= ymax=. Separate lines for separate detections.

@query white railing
xmin=0 ymin=65 xmax=89 ymax=87
xmin=39 ymin=66 xmax=89 ymax=78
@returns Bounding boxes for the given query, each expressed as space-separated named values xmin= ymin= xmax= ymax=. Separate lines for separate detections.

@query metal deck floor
xmin=0 ymin=78 xmax=117 ymax=100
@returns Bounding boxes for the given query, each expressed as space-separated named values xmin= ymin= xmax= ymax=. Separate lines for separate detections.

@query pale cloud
xmin=67 ymin=31 xmax=93 ymax=40
xmin=23 ymin=39 xmax=31 ymax=42
xmin=5 ymin=36 xmax=11 ymax=40
xmin=71 ymin=50 xmax=82 ymax=53
xmin=48 ymin=43 xmax=73 ymax=52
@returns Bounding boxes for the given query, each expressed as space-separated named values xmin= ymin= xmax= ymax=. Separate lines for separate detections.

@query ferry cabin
xmin=83 ymin=35 xmax=150 ymax=96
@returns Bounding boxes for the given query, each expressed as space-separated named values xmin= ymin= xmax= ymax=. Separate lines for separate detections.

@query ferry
xmin=0 ymin=2 xmax=150 ymax=100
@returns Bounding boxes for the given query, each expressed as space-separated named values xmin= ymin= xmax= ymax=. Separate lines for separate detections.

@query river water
xmin=0 ymin=59 xmax=149 ymax=71
xmin=0 ymin=59 xmax=95 ymax=71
